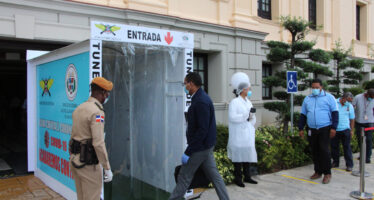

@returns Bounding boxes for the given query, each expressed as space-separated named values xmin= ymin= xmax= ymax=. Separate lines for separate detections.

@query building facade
xmin=0 ymin=0 xmax=374 ymax=126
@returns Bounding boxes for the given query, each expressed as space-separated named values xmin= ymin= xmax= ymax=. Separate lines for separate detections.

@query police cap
xmin=91 ymin=77 xmax=113 ymax=91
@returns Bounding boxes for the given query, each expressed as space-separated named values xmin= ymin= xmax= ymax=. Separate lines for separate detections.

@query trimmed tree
xmin=263 ymin=16 xmax=332 ymax=134
xmin=328 ymin=40 xmax=364 ymax=97
xmin=363 ymin=80 xmax=374 ymax=90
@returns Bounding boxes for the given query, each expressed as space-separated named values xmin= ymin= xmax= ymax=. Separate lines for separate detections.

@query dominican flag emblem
xmin=96 ymin=115 xmax=104 ymax=123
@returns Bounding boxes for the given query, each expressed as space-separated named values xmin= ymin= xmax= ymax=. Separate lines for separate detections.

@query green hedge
xmin=213 ymin=125 xmax=360 ymax=184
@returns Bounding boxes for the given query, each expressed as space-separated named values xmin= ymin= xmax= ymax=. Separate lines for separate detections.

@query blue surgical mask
xmin=368 ymin=97 xmax=373 ymax=101
xmin=312 ymin=89 xmax=320 ymax=96
xmin=184 ymin=86 xmax=189 ymax=95
xmin=247 ymin=91 xmax=252 ymax=98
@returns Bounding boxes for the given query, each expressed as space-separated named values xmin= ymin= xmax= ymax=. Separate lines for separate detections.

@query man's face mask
xmin=312 ymin=89 xmax=320 ymax=96
xmin=184 ymin=81 xmax=190 ymax=95
xmin=341 ymin=99 xmax=347 ymax=105
xmin=103 ymin=91 xmax=110 ymax=104
xmin=184 ymin=86 xmax=189 ymax=95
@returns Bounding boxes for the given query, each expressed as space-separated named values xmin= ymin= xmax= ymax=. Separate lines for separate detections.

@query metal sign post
xmin=350 ymin=127 xmax=373 ymax=200
xmin=287 ymin=71 xmax=297 ymax=135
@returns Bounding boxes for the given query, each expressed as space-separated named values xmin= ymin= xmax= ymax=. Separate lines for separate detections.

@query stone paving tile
xmin=31 ymin=189 xmax=51 ymax=198
xmin=44 ymin=187 xmax=61 ymax=198
xmin=0 ymin=175 xmax=64 ymax=200
xmin=13 ymin=191 xmax=34 ymax=199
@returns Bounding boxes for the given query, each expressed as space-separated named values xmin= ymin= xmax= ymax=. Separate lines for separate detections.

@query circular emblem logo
xmin=44 ymin=130 xmax=49 ymax=148
xmin=65 ymin=64 xmax=78 ymax=101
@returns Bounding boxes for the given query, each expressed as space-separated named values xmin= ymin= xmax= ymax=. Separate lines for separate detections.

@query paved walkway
xmin=200 ymin=154 xmax=374 ymax=200
xmin=0 ymin=175 xmax=64 ymax=200
xmin=0 ymin=154 xmax=372 ymax=200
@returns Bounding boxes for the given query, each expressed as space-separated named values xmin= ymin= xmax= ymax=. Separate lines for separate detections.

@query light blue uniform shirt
xmin=336 ymin=98 xmax=355 ymax=131
xmin=301 ymin=90 xmax=338 ymax=129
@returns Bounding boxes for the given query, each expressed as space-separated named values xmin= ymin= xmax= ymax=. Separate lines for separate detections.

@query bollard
xmin=349 ymin=127 xmax=373 ymax=200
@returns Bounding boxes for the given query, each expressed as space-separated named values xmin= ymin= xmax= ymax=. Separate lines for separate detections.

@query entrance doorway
xmin=0 ymin=38 xmax=68 ymax=177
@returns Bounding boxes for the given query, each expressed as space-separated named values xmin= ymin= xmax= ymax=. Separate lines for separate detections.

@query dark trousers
xmin=169 ymin=147 xmax=229 ymax=200
xmin=311 ymin=126 xmax=331 ymax=175
xmin=331 ymin=129 xmax=353 ymax=168
xmin=355 ymin=122 xmax=373 ymax=162
xmin=233 ymin=162 xmax=251 ymax=181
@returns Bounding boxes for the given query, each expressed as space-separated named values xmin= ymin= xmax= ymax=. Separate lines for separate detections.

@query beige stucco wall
xmin=1 ymin=0 xmax=373 ymax=127
xmin=70 ymin=0 xmax=374 ymax=59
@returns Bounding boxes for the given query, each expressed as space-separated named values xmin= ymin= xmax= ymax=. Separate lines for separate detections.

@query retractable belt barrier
xmin=349 ymin=127 xmax=373 ymax=200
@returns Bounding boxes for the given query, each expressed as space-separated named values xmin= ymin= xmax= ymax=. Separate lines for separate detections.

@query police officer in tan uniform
xmin=69 ymin=77 xmax=113 ymax=200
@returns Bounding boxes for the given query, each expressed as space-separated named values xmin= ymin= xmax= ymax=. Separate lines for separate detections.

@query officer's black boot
xmin=243 ymin=163 xmax=257 ymax=184
xmin=233 ymin=162 xmax=245 ymax=187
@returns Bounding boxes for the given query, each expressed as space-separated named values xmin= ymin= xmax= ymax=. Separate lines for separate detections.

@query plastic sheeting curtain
xmin=102 ymin=41 xmax=185 ymax=199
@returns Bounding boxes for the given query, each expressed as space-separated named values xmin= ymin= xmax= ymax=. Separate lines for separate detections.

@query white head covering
xmin=231 ymin=72 xmax=250 ymax=95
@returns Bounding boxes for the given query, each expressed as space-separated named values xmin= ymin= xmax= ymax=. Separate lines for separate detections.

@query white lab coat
xmin=227 ymin=96 xmax=257 ymax=163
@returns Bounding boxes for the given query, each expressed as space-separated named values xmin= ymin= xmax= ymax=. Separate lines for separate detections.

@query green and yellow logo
xmin=95 ymin=24 xmax=121 ymax=36
xmin=39 ymin=78 xmax=54 ymax=96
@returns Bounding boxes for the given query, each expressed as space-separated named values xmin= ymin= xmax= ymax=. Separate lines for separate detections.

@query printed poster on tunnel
xmin=36 ymin=52 xmax=89 ymax=191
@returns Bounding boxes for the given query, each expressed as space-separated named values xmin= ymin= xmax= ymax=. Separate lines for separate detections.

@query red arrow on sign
xmin=165 ymin=32 xmax=173 ymax=45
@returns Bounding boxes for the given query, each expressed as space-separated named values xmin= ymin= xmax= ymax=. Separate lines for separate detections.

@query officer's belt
xmin=70 ymin=139 xmax=99 ymax=168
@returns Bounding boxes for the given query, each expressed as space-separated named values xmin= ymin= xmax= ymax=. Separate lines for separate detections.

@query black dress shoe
xmin=331 ymin=163 xmax=339 ymax=168
xmin=366 ymin=160 xmax=371 ymax=164
xmin=244 ymin=177 xmax=258 ymax=184
xmin=234 ymin=179 xmax=245 ymax=187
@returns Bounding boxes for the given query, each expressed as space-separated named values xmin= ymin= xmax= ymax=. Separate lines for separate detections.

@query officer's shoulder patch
xmin=95 ymin=115 xmax=104 ymax=123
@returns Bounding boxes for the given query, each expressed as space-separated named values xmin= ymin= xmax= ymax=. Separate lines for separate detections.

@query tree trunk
xmin=291 ymin=34 xmax=296 ymax=70
xmin=283 ymin=119 xmax=289 ymax=135
xmin=336 ymin=60 xmax=340 ymax=97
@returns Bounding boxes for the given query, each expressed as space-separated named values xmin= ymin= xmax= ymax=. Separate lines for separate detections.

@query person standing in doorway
xmin=169 ymin=72 xmax=229 ymax=200
xmin=331 ymin=92 xmax=355 ymax=171
xmin=352 ymin=89 xmax=374 ymax=164
xmin=298 ymin=79 xmax=339 ymax=184
xmin=227 ymin=72 xmax=258 ymax=187
xmin=69 ymin=77 xmax=113 ymax=200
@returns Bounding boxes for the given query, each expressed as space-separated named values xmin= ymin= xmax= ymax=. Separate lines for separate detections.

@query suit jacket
xmin=185 ymin=88 xmax=217 ymax=156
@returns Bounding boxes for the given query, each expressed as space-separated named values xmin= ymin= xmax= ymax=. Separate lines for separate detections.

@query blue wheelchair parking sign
xmin=287 ymin=71 xmax=297 ymax=93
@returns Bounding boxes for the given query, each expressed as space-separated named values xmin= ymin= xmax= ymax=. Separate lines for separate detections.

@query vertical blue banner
xmin=287 ymin=71 xmax=298 ymax=93
xmin=37 ymin=52 xmax=89 ymax=191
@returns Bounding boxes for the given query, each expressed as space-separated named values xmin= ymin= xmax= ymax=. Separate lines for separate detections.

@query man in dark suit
xmin=169 ymin=72 xmax=229 ymax=200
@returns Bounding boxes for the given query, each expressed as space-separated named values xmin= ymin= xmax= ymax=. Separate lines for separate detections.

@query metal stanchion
xmin=350 ymin=127 xmax=373 ymax=200
xmin=352 ymin=127 xmax=370 ymax=177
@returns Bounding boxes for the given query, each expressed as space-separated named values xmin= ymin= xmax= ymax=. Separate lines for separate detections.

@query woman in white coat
xmin=228 ymin=73 xmax=258 ymax=187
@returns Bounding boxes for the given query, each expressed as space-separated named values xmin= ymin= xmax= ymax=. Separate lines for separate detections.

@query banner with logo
xmin=36 ymin=52 xmax=90 ymax=191
xmin=90 ymin=21 xmax=194 ymax=112
xmin=91 ymin=21 xmax=194 ymax=49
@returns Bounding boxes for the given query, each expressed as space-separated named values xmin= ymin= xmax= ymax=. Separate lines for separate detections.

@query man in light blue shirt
xmin=298 ymin=79 xmax=339 ymax=184
xmin=331 ymin=92 xmax=355 ymax=171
